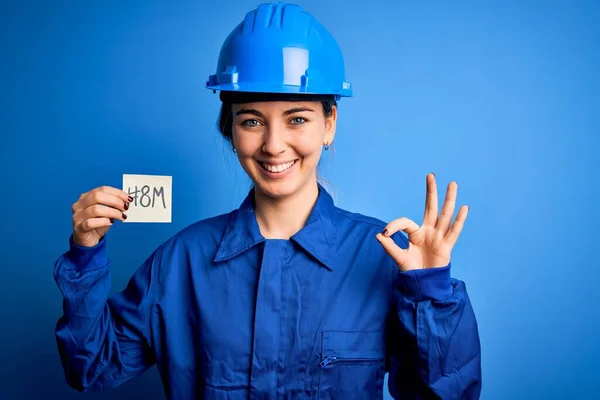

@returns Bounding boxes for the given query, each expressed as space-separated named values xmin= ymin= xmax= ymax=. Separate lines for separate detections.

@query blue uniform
xmin=54 ymin=185 xmax=481 ymax=399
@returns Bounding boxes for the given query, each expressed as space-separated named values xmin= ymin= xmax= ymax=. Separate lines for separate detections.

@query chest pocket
xmin=318 ymin=330 xmax=386 ymax=399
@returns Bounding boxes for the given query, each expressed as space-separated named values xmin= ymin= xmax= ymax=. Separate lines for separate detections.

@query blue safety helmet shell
xmin=206 ymin=2 xmax=352 ymax=99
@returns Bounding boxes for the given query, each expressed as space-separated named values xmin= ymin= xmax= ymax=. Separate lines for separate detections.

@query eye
xmin=290 ymin=117 xmax=306 ymax=125
xmin=241 ymin=119 xmax=260 ymax=127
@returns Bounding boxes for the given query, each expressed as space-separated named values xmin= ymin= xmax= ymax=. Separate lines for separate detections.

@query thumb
xmin=376 ymin=233 xmax=408 ymax=268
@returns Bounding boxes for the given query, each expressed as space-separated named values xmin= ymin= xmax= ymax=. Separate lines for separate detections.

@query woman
xmin=53 ymin=2 xmax=481 ymax=399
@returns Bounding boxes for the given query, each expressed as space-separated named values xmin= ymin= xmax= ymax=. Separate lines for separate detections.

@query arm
xmin=53 ymin=234 xmax=158 ymax=391
xmin=375 ymin=173 xmax=482 ymax=398
xmin=386 ymin=263 xmax=481 ymax=399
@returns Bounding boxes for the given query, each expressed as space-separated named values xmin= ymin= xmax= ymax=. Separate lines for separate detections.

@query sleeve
xmin=385 ymin=232 xmax=482 ymax=399
xmin=52 ymin=234 xmax=158 ymax=392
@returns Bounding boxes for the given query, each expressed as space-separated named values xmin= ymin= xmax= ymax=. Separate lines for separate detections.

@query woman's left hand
xmin=376 ymin=173 xmax=469 ymax=272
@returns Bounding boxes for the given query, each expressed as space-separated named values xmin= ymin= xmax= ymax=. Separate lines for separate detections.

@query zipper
xmin=320 ymin=354 xmax=383 ymax=368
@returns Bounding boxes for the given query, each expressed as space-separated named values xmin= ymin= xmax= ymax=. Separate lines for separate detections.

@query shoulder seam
xmin=331 ymin=208 xmax=386 ymax=229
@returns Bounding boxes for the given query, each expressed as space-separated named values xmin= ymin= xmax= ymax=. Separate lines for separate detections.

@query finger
xmin=74 ymin=217 xmax=114 ymax=234
xmin=422 ymin=173 xmax=438 ymax=227
xmin=445 ymin=205 xmax=469 ymax=247
xmin=74 ymin=191 xmax=91 ymax=212
xmin=436 ymin=181 xmax=458 ymax=234
xmin=95 ymin=185 xmax=132 ymax=205
xmin=376 ymin=233 xmax=408 ymax=267
xmin=74 ymin=186 xmax=131 ymax=212
xmin=73 ymin=204 xmax=127 ymax=227
xmin=73 ymin=188 xmax=131 ymax=214
xmin=382 ymin=217 xmax=420 ymax=238
xmin=87 ymin=185 xmax=131 ymax=201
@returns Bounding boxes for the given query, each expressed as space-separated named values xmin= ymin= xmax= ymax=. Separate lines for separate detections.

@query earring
xmin=232 ymin=146 xmax=237 ymax=153
xmin=324 ymin=143 xmax=330 ymax=151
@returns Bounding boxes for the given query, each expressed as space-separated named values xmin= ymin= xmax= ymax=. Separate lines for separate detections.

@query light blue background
xmin=1 ymin=0 xmax=598 ymax=399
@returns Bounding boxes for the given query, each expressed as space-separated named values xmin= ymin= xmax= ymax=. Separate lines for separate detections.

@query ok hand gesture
xmin=376 ymin=173 xmax=469 ymax=272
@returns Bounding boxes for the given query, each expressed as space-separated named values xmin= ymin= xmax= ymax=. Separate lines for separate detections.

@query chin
xmin=254 ymin=179 xmax=300 ymax=199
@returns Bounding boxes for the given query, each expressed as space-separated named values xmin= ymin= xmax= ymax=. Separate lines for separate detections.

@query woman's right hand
xmin=72 ymin=186 xmax=133 ymax=247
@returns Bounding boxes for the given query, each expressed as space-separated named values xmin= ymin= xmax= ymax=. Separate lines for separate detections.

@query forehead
xmin=232 ymin=100 xmax=319 ymax=112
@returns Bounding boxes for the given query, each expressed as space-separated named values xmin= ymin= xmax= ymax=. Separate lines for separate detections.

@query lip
xmin=256 ymin=159 xmax=298 ymax=180
xmin=258 ymin=160 xmax=297 ymax=166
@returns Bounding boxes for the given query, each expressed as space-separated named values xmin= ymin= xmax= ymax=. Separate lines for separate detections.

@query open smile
xmin=259 ymin=160 xmax=298 ymax=174
xmin=257 ymin=159 xmax=299 ymax=179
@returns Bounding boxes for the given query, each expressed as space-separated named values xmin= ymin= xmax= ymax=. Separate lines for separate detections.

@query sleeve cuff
xmin=66 ymin=234 xmax=109 ymax=272
xmin=394 ymin=263 xmax=453 ymax=302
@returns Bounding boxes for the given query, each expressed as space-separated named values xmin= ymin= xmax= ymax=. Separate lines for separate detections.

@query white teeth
xmin=262 ymin=160 xmax=295 ymax=173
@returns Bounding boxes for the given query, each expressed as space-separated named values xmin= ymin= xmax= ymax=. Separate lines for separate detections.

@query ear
xmin=324 ymin=105 xmax=337 ymax=145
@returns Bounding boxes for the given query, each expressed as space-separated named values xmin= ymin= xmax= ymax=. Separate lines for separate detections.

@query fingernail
xmin=128 ymin=196 xmax=133 ymax=202
xmin=124 ymin=202 xmax=129 ymax=210
xmin=382 ymin=228 xmax=389 ymax=236
xmin=122 ymin=213 xmax=127 ymax=220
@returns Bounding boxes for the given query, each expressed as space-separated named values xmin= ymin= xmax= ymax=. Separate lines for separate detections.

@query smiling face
xmin=230 ymin=99 xmax=337 ymax=201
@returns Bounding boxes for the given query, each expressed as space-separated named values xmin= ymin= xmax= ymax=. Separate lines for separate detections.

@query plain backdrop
xmin=1 ymin=0 xmax=598 ymax=399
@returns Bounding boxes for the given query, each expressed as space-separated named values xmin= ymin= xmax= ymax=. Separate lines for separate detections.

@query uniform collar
xmin=213 ymin=184 xmax=337 ymax=270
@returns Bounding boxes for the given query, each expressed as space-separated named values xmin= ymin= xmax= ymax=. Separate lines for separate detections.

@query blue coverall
xmin=54 ymin=184 xmax=482 ymax=399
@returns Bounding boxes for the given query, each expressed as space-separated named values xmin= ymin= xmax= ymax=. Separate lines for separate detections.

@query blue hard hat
xmin=206 ymin=2 xmax=352 ymax=99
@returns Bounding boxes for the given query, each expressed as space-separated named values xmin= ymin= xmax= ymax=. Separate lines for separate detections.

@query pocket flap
xmin=322 ymin=330 xmax=385 ymax=359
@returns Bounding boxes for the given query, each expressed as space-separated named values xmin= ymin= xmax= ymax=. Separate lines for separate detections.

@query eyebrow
xmin=235 ymin=107 xmax=315 ymax=117
xmin=282 ymin=107 xmax=315 ymax=116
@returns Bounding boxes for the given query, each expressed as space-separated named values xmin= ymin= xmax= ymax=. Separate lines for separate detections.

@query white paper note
xmin=122 ymin=174 xmax=172 ymax=223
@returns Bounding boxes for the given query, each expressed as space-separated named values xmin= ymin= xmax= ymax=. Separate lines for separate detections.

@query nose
xmin=261 ymin=124 xmax=287 ymax=155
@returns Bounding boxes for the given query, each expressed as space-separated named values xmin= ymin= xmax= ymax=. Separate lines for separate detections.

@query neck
xmin=254 ymin=179 xmax=319 ymax=240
